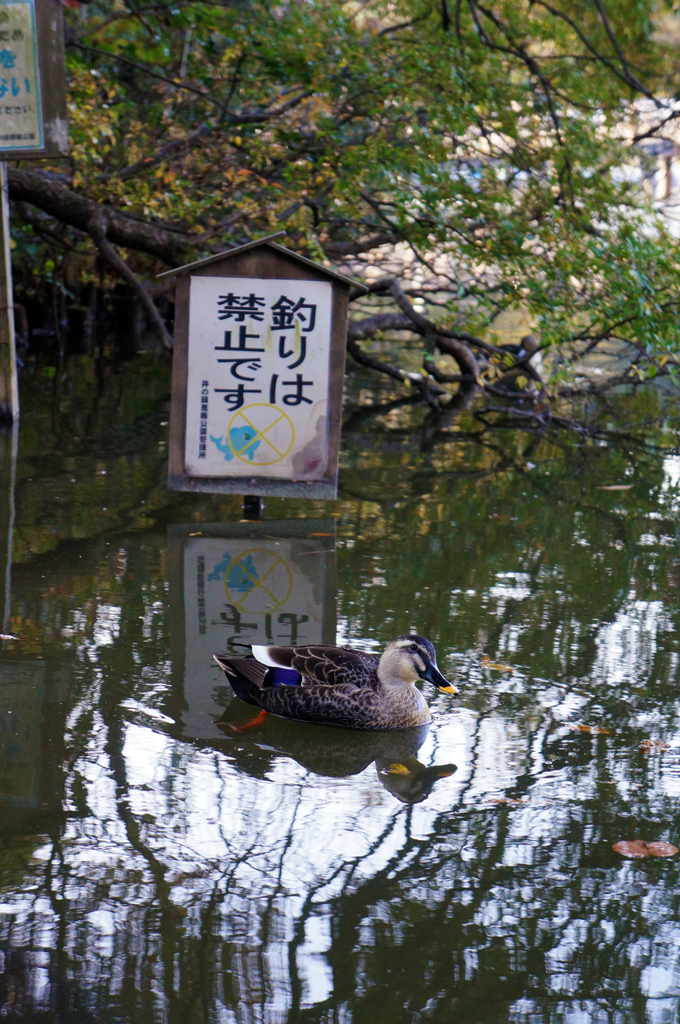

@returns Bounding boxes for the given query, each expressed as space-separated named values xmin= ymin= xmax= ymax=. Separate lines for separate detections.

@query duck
xmin=212 ymin=634 xmax=458 ymax=731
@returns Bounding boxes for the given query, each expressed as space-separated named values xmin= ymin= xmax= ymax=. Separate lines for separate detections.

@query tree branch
xmin=347 ymin=336 xmax=445 ymax=407
xmin=592 ymin=0 xmax=650 ymax=96
xmin=347 ymin=311 xmax=415 ymax=339
xmin=69 ymin=41 xmax=226 ymax=108
xmin=87 ymin=211 xmax=173 ymax=349
xmin=99 ymin=122 xmax=215 ymax=182
xmin=8 ymin=168 xmax=192 ymax=265
xmin=388 ymin=279 xmax=480 ymax=376
xmin=423 ymin=354 xmax=474 ymax=383
xmin=530 ymin=0 xmax=655 ymax=100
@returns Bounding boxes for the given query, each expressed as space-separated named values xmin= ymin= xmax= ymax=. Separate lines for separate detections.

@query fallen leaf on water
xmin=385 ymin=763 xmax=411 ymax=775
xmin=612 ymin=840 xmax=679 ymax=859
xmin=308 ymin=532 xmax=334 ymax=537
xmin=570 ymin=724 xmax=611 ymax=735
xmin=489 ymin=797 xmax=527 ymax=805
xmin=640 ymin=739 xmax=670 ymax=753
xmin=481 ymin=656 xmax=514 ymax=672
xmin=599 ymin=485 xmax=633 ymax=491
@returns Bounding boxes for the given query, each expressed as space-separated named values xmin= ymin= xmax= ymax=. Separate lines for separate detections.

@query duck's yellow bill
xmin=438 ymin=684 xmax=458 ymax=694
xmin=386 ymin=763 xmax=411 ymax=775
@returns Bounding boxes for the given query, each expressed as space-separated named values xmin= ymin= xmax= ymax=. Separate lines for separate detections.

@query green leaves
xmin=10 ymin=0 xmax=680 ymax=391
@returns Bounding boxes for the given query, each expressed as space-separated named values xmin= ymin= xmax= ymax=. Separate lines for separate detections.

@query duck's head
xmin=378 ymin=634 xmax=458 ymax=694
xmin=518 ymin=333 xmax=540 ymax=358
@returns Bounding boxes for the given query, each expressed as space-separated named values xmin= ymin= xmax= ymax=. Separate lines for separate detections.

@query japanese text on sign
xmin=0 ymin=1 xmax=43 ymax=151
xmin=184 ymin=276 xmax=333 ymax=480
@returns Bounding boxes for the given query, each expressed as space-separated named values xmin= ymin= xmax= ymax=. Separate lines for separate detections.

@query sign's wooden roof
xmin=157 ymin=231 xmax=368 ymax=291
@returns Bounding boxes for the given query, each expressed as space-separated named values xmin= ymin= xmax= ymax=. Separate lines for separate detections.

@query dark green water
xmin=1 ymin=355 xmax=680 ymax=1023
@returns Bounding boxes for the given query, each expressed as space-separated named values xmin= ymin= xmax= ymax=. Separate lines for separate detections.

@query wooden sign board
xmin=0 ymin=0 xmax=68 ymax=159
xmin=163 ymin=233 xmax=366 ymax=500
xmin=166 ymin=520 xmax=337 ymax=739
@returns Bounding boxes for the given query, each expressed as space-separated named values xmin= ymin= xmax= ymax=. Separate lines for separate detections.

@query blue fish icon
xmin=210 ymin=426 xmax=261 ymax=461
xmin=207 ymin=552 xmax=232 ymax=582
xmin=208 ymin=551 xmax=260 ymax=593
xmin=227 ymin=555 xmax=259 ymax=594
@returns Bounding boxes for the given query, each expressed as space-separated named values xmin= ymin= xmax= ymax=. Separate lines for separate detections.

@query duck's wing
xmin=253 ymin=680 xmax=391 ymax=730
xmin=252 ymin=645 xmax=379 ymax=689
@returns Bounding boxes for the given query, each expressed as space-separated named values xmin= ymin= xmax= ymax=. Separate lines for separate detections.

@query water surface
xmin=1 ymin=355 xmax=680 ymax=1023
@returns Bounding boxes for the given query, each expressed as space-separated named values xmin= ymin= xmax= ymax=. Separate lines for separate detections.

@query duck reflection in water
xmin=216 ymin=706 xmax=457 ymax=804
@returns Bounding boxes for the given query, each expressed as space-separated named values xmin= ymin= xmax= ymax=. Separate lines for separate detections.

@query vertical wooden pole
xmin=0 ymin=418 xmax=17 ymax=636
xmin=0 ymin=162 xmax=18 ymax=423
xmin=0 ymin=159 xmax=18 ymax=639
xmin=242 ymin=495 xmax=264 ymax=519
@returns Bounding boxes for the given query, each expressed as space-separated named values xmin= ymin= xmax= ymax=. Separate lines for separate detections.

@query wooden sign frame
xmin=163 ymin=233 xmax=366 ymax=500
xmin=0 ymin=0 xmax=69 ymax=160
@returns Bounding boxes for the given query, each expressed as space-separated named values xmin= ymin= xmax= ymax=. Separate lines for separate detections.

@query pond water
xmin=1 ymin=354 xmax=680 ymax=1023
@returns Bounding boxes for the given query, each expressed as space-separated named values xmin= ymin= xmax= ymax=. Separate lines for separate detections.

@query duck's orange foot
xmin=231 ymin=708 xmax=268 ymax=732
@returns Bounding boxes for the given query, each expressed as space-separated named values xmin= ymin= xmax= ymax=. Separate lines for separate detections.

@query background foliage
xmin=9 ymin=0 xmax=680 ymax=414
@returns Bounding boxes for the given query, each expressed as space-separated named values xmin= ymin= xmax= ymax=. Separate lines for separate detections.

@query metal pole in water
xmin=242 ymin=495 xmax=264 ymax=519
xmin=0 ymin=162 xmax=18 ymax=423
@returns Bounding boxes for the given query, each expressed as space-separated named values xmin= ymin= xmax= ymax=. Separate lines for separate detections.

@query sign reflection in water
xmin=168 ymin=520 xmax=336 ymax=738
xmin=0 ymin=661 xmax=43 ymax=806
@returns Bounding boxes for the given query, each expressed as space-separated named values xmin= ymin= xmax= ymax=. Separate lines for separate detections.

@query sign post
xmin=0 ymin=162 xmax=17 ymax=422
xmin=0 ymin=0 xmax=69 ymax=421
xmin=163 ymin=232 xmax=366 ymax=501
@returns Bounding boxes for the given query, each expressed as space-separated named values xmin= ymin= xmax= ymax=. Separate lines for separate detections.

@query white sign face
xmin=180 ymin=532 xmax=335 ymax=738
xmin=0 ymin=0 xmax=43 ymax=152
xmin=185 ymin=276 xmax=333 ymax=480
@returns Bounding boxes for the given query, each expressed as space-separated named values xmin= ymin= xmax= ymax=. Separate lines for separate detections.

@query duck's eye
xmin=409 ymin=644 xmax=419 ymax=652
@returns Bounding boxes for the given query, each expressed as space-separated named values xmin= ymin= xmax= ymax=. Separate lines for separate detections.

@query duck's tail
xmin=213 ymin=654 xmax=266 ymax=706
